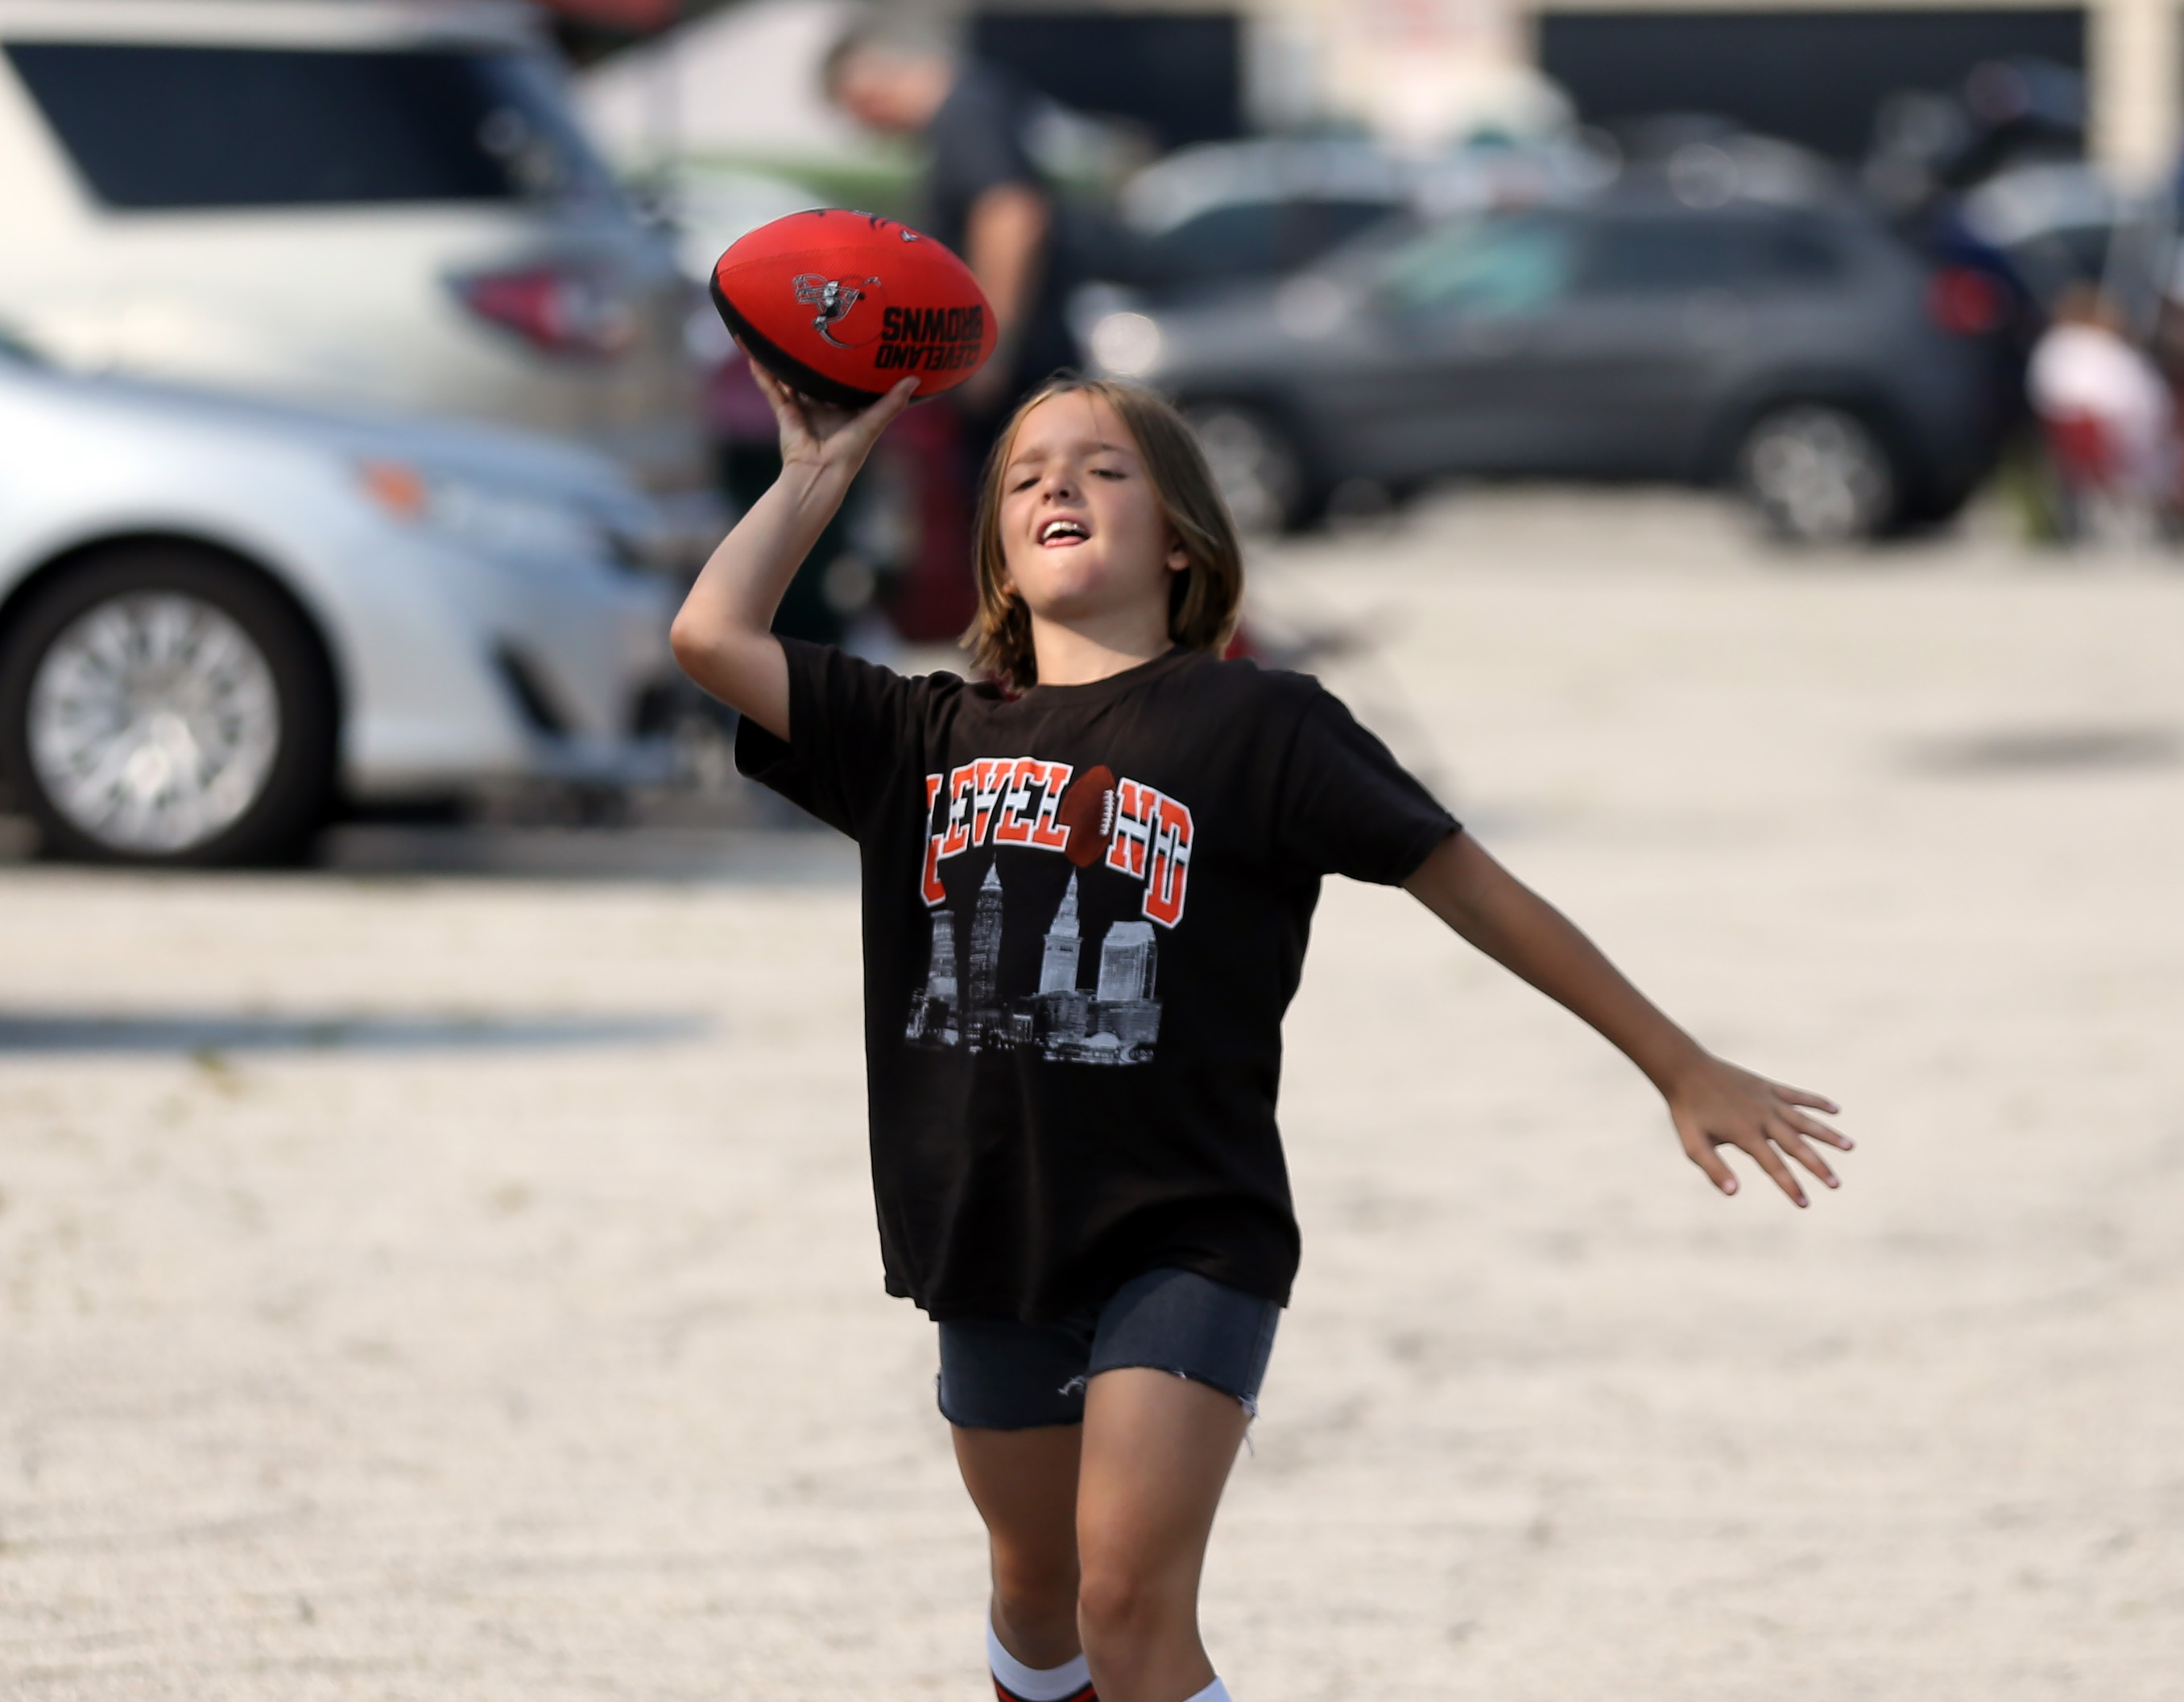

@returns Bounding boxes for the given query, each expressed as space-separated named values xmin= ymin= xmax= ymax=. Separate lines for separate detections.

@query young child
xmin=670 ymin=369 xmax=1850 ymax=1702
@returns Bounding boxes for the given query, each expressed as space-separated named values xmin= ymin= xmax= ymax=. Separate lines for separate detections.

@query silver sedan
xmin=0 ymin=345 xmax=681 ymax=864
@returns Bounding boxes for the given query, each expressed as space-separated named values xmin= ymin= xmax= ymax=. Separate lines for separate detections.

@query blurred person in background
xmin=817 ymin=15 xmax=1085 ymax=642
xmin=2029 ymin=283 xmax=2178 ymax=541
xmin=822 ymin=16 xmax=1079 ymax=428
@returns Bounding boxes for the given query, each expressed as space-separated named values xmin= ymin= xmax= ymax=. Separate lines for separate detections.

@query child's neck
xmin=1028 ymin=611 xmax=1173 ymax=688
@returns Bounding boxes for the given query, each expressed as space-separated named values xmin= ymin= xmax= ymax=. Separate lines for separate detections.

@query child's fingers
xmin=1681 ymin=1131 xmax=1740 ymax=1196
xmin=1773 ymin=1123 xmax=1840 ymax=1189
xmin=755 ymin=367 xmax=833 ymax=440
xmin=1736 ymin=1129 xmax=1809 ymax=1207
xmin=805 ymin=379 xmax=917 ymax=471
xmin=1778 ymin=1105 xmax=1853 ymax=1151
xmin=1773 ymin=1084 xmax=1840 ymax=1115
xmin=750 ymin=364 xmax=810 ymax=436
xmin=842 ymin=378 xmax=919 ymax=450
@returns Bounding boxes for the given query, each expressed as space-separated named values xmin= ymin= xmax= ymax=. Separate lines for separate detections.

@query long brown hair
xmin=964 ymin=377 xmax=1245 ymax=692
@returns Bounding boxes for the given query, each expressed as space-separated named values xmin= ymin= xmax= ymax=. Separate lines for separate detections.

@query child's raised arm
xmin=669 ymin=368 xmax=917 ymax=738
xmin=1405 ymin=831 xmax=1849 ymax=1205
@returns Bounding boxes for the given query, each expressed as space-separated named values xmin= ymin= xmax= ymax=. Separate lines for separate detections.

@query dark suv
xmin=1086 ymin=192 xmax=2012 ymax=539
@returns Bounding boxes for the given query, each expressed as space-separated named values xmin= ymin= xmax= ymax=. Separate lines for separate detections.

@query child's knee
xmin=1075 ymin=1559 xmax=1190 ymax=1656
xmin=991 ymin=1542 xmax=1079 ymax=1619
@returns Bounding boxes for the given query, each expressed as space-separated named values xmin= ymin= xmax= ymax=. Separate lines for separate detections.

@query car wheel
xmin=1184 ymin=404 xmax=1312 ymax=534
xmin=0 ymin=547 xmax=337 ymax=865
xmin=1736 ymin=404 xmax=1898 ymax=543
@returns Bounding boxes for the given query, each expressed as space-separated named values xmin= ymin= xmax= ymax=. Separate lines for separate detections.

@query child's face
xmin=996 ymin=394 xmax=1187 ymax=634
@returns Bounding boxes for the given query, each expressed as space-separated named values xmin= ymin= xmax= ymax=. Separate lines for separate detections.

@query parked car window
xmin=1376 ymin=215 xmax=1576 ymax=316
xmin=1744 ymin=219 xmax=1846 ymax=284
xmin=1575 ymin=220 xmax=1743 ymax=295
xmin=5 ymin=43 xmax=612 ymax=210
xmin=1575 ymin=216 xmax=1848 ymax=297
xmin=1146 ymin=197 xmax=1401 ymax=288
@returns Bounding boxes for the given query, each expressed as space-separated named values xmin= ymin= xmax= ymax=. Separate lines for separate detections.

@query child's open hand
xmin=750 ymin=361 xmax=916 ymax=481
xmin=1665 ymin=1055 xmax=1849 ymax=1206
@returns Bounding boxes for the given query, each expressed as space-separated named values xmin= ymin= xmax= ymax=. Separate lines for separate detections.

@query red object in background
xmin=451 ymin=266 xmax=635 ymax=357
xmin=533 ymin=0 xmax=680 ymax=27
xmin=1926 ymin=266 xmax=2006 ymax=337
xmin=711 ymin=209 xmax=996 ymax=410
xmin=2042 ymin=410 xmax=2117 ymax=490
xmin=883 ymin=399 xmax=982 ymax=642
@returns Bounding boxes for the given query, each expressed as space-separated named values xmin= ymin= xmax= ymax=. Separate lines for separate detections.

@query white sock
xmin=987 ymin=1615 xmax=1093 ymax=1701
xmin=1183 ymin=1682 xmax=1232 ymax=1702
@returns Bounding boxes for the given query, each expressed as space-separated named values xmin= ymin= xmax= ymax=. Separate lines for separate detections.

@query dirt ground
xmin=3 ymin=490 xmax=2181 ymax=1700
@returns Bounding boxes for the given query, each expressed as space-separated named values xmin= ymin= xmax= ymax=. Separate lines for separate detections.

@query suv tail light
xmin=452 ymin=266 xmax=636 ymax=358
xmin=1926 ymin=266 xmax=2005 ymax=337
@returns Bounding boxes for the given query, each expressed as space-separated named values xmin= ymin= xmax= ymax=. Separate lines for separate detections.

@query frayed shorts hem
xmin=935 ymin=1267 xmax=1280 ymax=1431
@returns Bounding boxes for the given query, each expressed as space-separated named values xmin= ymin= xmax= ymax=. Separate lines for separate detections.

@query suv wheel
xmin=0 ymin=547 xmax=336 ymax=865
xmin=1737 ymin=404 xmax=1898 ymax=543
xmin=1185 ymin=404 xmax=1312 ymax=534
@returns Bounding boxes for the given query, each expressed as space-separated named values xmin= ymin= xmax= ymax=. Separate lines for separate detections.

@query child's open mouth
xmin=1040 ymin=518 xmax=1090 ymax=548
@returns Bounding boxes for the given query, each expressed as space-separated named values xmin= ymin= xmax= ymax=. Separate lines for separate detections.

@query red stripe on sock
xmin=992 ymin=1681 xmax=1098 ymax=1702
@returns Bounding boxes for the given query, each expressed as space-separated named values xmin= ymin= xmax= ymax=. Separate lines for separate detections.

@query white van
xmin=0 ymin=0 xmax=714 ymax=541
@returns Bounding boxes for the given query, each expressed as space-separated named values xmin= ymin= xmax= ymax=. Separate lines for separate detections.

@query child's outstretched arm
xmin=669 ymin=368 xmax=917 ymax=738
xmin=1404 ymin=831 xmax=1849 ymax=1205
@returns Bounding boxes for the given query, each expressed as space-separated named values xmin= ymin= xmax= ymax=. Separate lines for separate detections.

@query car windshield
xmin=1375 ymin=214 xmax=1578 ymax=316
xmin=5 ymin=41 xmax=616 ymax=211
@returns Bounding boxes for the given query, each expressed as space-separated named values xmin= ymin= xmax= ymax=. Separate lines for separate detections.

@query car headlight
xmin=358 ymin=460 xmax=607 ymax=563
xmin=1088 ymin=310 xmax=1164 ymax=378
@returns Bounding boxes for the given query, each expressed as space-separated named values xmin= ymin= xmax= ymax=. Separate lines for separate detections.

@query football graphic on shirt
xmin=1056 ymin=765 xmax=1118 ymax=868
xmin=709 ymin=209 xmax=996 ymax=409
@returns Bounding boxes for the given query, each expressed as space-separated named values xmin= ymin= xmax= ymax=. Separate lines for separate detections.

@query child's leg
xmin=1074 ymin=1369 xmax=1251 ymax=1702
xmin=952 ymin=1423 xmax=1086 ymax=1671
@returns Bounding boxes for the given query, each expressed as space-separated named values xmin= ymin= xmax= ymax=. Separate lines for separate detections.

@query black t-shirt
xmin=738 ymin=639 xmax=1459 ymax=1320
xmin=921 ymin=62 xmax=1077 ymax=398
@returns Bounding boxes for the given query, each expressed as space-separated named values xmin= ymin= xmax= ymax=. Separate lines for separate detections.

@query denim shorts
xmin=937 ymin=1266 xmax=1281 ymax=1431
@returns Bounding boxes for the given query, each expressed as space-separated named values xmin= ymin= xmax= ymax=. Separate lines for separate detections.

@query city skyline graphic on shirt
xmin=905 ymin=861 xmax=1161 ymax=1065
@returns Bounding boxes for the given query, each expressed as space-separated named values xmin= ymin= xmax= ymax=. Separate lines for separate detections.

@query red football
xmin=1057 ymin=765 xmax=1118 ymax=869
xmin=710 ymin=209 xmax=997 ymax=409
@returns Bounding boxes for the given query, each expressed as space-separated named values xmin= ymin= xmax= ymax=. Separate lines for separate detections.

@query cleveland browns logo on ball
xmin=792 ymin=273 xmax=883 ymax=349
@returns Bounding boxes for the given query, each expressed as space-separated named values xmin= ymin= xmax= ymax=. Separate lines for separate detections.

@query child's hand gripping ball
xmin=710 ymin=209 xmax=997 ymax=411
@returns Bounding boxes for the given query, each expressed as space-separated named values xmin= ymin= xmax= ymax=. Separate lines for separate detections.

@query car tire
xmin=1736 ymin=403 xmax=1899 ymax=543
xmin=0 ymin=546 xmax=337 ymax=866
xmin=1183 ymin=404 xmax=1317 ymax=534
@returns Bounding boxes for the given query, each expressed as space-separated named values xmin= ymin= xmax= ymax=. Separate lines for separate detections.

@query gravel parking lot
xmin=3 ymin=490 xmax=2181 ymax=1701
